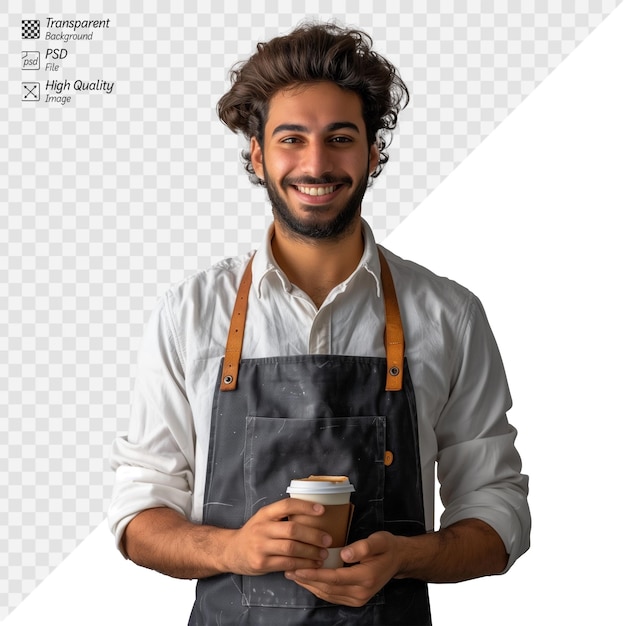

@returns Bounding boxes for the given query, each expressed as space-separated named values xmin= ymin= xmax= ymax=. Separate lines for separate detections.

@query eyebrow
xmin=271 ymin=121 xmax=360 ymax=136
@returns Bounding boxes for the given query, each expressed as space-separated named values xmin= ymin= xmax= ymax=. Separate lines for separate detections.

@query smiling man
xmin=108 ymin=22 xmax=530 ymax=626
xmin=251 ymin=81 xmax=379 ymax=307
xmin=254 ymin=83 xmax=375 ymax=241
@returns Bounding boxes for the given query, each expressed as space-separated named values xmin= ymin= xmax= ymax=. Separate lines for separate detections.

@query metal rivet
xmin=223 ymin=375 xmax=233 ymax=384
xmin=389 ymin=366 xmax=400 ymax=376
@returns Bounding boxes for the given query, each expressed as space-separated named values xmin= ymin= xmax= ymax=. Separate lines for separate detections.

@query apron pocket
xmin=242 ymin=415 xmax=386 ymax=608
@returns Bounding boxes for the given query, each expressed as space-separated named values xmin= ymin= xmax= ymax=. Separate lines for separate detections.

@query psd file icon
xmin=22 ymin=51 xmax=40 ymax=70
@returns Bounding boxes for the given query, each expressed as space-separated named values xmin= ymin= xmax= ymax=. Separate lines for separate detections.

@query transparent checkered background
xmin=0 ymin=0 xmax=621 ymax=618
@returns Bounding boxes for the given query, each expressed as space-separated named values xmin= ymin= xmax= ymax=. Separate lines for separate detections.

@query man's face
xmin=250 ymin=81 xmax=379 ymax=241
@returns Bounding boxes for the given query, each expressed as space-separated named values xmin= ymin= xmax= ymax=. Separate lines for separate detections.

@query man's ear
xmin=368 ymin=143 xmax=380 ymax=176
xmin=250 ymin=137 xmax=264 ymax=181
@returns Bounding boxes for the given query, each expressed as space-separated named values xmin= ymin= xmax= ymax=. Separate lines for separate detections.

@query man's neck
xmin=271 ymin=218 xmax=364 ymax=308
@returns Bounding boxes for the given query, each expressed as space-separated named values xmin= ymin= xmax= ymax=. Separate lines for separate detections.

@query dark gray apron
xmin=189 ymin=250 xmax=431 ymax=625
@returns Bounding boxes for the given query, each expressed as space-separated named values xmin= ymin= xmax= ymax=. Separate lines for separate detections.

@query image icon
xmin=22 ymin=19 xmax=40 ymax=39
xmin=22 ymin=82 xmax=40 ymax=101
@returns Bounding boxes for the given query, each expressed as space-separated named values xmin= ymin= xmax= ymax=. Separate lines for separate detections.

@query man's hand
xmin=284 ymin=519 xmax=508 ymax=607
xmin=284 ymin=531 xmax=400 ymax=607
xmin=123 ymin=499 xmax=333 ymax=580
xmin=220 ymin=498 xmax=333 ymax=575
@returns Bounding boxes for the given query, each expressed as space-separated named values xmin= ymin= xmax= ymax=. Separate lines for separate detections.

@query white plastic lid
xmin=287 ymin=476 xmax=355 ymax=495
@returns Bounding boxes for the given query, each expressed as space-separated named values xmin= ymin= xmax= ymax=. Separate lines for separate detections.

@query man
xmin=108 ymin=22 xmax=530 ymax=625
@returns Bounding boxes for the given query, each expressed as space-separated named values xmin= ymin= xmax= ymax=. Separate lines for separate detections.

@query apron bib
xmin=189 ymin=250 xmax=431 ymax=625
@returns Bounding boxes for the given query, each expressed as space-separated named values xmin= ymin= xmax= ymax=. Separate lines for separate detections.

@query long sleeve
xmin=108 ymin=297 xmax=195 ymax=556
xmin=435 ymin=294 xmax=530 ymax=570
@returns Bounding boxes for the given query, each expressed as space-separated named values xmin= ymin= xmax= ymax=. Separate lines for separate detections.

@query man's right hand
xmin=123 ymin=498 xmax=332 ymax=580
xmin=219 ymin=497 xmax=333 ymax=575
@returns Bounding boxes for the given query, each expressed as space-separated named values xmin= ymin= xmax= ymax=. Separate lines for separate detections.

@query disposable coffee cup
xmin=287 ymin=475 xmax=355 ymax=568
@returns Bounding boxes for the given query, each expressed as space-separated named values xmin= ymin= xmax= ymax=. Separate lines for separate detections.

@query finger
xmin=260 ymin=497 xmax=326 ymax=521
xmin=287 ymin=566 xmax=351 ymax=585
xmin=285 ymin=569 xmax=340 ymax=590
xmin=242 ymin=556 xmax=324 ymax=575
xmin=340 ymin=539 xmax=371 ymax=564
xmin=290 ymin=578 xmax=348 ymax=602
xmin=262 ymin=519 xmax=334 ymax=561
xmin=263 ymin=517 xmax=332 ymax=550
xmin=285 ymin=572 xmax=365 ymax=607
xmin=341 ymin=532 xmax=389 ymax=563
xmin=240 ymin=535 xmax=327 ymax=573
xmin=270 ymin=536 xmax=330 ymax=562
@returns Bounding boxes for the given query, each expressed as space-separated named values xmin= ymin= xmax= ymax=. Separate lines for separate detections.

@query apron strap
xmin=220 ymin=248 xmax=405 ymax=392
xmin=378 ymin=249 xmax=405 ymax=391
xmin=220 ymin=254 xmax=254 ymax=391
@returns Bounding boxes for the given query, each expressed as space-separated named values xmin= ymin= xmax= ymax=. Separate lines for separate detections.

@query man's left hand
xmin=284 ymin=531 xmax=400 ymax=607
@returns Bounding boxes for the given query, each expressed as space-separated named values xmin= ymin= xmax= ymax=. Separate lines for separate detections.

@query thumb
xmin=342 ymin=532 xmax=391 ymax=563
xmin=340 ymin=539 xmax=369 ymax=564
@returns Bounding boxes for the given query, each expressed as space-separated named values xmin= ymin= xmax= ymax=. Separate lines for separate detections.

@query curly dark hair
xmin=217 ymin=21 xmax=409 ymax=185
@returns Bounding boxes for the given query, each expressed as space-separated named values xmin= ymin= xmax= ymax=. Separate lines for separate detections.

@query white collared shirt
xmin=109 ymin=220 xmax=530 ymax=570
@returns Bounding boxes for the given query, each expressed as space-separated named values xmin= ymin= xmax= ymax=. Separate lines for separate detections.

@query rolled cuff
xmin=440 ymin=486 xmax=531 ymax=573
xmin=107 ymin=465 xmax=192 ymax=558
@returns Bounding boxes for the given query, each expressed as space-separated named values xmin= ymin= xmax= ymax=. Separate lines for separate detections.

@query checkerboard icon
xmin=22 ymin=19 xmax=40 ymax=39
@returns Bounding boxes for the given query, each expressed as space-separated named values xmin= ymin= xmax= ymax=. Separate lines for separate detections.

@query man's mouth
xmin=294 ymin=184 xmax=340 ymax=197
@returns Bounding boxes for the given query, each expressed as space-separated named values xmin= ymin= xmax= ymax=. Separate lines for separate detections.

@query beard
xmin=264 ymin=168 xmax=370 ymax=242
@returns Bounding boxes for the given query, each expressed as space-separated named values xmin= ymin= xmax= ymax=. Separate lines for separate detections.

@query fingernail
xmin=284 ymin=571 xmax=294 ymax=580
xmin=341 ymin=548 xmax=353 ymax=561
xmin=322 ymin=534 xmax=332 ymax=547
xmin=313 ymin=503 xmax=324 ymax=513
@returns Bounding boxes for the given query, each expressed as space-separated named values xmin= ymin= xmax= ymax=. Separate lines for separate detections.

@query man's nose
xmin=301 ymin=140 xmax=333 ymax=177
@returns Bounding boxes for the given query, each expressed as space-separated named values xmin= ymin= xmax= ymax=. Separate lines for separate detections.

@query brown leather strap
xmin=378 ymin=249 xmax=405 ymax=391
xmin=219 ymin=254 xmax=254 ymax=391
xmin=220 ymin=249 xmax=405 ymax=392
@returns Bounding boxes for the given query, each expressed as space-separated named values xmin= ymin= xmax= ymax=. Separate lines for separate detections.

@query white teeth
xmin=296 ymin=185 xmax=338 ymax=196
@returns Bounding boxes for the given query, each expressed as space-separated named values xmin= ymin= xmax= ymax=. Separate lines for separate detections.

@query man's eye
xmin=330 ymin=136 xmax=352 ymax=143
xmin=280 ymin=137 xmax=301 ymax=144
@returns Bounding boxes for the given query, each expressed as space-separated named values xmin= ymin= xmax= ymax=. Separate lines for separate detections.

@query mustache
xmin=282 ymin=175 xmax=352 ymax=186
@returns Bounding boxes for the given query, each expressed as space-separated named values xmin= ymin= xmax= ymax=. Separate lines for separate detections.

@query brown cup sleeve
xmin=289 ymin=503 xmax=354 ymax=548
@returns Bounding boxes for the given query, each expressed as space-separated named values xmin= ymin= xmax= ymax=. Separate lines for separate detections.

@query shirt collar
xmin=252 ymin=219 xmax=382 ymax=299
